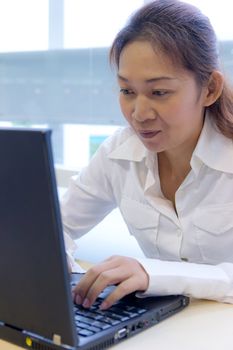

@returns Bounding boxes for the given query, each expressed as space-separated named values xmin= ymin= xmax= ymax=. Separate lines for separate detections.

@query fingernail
xmin=83 ymin=298 xmax=90 ymax=308
xmin=99 ymin=301 xmax=108 ymax=310
xmin=75 ymin=294 xmax=82 ymax=305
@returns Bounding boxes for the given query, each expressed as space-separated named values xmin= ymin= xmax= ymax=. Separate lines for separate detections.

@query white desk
xmin=1 ymin=299 xmax=233 ymax=350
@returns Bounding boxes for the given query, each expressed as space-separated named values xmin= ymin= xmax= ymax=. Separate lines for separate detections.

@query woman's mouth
xmin=138 ymin=130 xmax=161 ymax=139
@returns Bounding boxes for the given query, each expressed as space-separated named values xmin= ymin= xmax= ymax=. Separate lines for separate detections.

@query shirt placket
xmin=144 ymin=155 xmax=183 ymax=260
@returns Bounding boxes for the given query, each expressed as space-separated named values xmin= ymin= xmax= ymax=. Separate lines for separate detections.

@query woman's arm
xmin=72 ymin=255 xmax=233 ymax=309
xmin=137 ymin=258 xmax=233 ymax=303
xmin=61 ymin=139 xmax=118 ymax=240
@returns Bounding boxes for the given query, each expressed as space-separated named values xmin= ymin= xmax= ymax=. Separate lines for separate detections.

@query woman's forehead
xmin=118 ymin=40 xmax=188 ymax=82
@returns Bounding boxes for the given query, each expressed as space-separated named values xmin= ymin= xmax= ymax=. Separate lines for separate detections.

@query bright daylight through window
xmin=0 ymin=0 xmax=232 ymax=169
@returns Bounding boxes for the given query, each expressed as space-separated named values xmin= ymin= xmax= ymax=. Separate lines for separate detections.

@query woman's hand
xmin=72 ymin=255 xmax=149 ymax=310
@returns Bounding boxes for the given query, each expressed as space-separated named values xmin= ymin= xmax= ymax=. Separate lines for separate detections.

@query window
xmin=0 ymin=0 xmax=48 ymax=52
xmin=0 ymin=0 xmax=233 ymax=169
xmin=183 ymin=0 xmax=233 ymax=41
xmin=64 ymin=0 xmax=143 ymax=49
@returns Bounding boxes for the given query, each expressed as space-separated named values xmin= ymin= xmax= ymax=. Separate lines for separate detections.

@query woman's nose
xmin=132 ymin=96 xmax=156 ymax=122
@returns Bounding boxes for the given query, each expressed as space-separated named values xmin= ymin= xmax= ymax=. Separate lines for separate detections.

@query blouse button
xmin=177 ymin=229 xmax=182 ymax=237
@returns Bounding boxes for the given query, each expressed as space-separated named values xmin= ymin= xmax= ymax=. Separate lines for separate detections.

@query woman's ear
xmin=204 ymin=70 xmax=224 ymax=107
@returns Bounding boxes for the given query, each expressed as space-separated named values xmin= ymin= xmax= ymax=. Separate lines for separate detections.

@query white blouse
xmin=61 ymin=113 xmax=233 ymax=303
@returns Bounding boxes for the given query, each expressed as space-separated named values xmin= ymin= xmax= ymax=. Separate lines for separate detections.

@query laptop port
xmin=114 ymin=327 xmax=128 ymax=340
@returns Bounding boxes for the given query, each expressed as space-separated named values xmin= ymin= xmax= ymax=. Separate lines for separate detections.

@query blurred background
xmin=0 ymin=0 xmax=232 ymax=169
xmin=1 ymin=0 xmax=232 ymax=262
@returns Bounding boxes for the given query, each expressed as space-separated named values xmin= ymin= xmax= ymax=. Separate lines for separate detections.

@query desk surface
xmin=1 ymin=298 xmax=233 ymax=350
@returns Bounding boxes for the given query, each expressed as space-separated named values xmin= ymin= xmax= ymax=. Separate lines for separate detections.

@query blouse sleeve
xmin=136 ymin=258 xmax=233 ymax=303
xmin=60 ymin=142 xmax=117 ymax=240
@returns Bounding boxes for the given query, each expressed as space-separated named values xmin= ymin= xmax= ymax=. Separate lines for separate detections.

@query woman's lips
xmin=138 ymin=130 xmax=161 ymax=139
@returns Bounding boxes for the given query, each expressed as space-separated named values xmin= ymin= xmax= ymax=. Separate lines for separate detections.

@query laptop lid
xmin=0 ymin=128 xmax=77 ymax=349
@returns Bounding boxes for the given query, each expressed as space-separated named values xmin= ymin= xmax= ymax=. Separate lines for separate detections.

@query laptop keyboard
xmin=72 ymin=285 xmax=147 ymax=338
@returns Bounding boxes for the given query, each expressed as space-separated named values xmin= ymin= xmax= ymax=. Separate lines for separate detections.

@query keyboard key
xmin=101 ymin=316 xmax=120 ymax=326
xmin=77 ymin=315 xmax=95 ymax=324
xmin=78 ymin=329 xmax=94 ymax=337
xmin=91 ymin=321 xmax=111 ymax=330
xmin=76 ymin=310 xmax=98 ymax=319
xmin=88 ymin=326 xmax=102 ymax=333
xmin=104 ymin=311 xmax=129 ymax=322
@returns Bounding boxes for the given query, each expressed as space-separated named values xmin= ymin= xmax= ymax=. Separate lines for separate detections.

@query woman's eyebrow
xmin=117 ymin=74 xmax=177 ymax=83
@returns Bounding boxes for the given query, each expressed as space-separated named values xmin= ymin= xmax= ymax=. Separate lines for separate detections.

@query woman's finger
xmin=73 ymin=258 xmax=119 ymax=304
xmin=100 ymin=274 xmax=147 ymax=310
xmin=81 ymin=265 xmax=133 ymax=307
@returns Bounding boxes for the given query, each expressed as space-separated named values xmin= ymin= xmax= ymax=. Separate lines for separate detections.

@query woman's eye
xmin=152 ymin=90 xmax=168 ymax=96
xmin=120 ymin=88 xmax=134 ymax=95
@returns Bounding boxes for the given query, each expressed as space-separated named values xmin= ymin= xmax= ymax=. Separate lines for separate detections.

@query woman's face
xmin=117 ymin=40 xmax=209 ymax=155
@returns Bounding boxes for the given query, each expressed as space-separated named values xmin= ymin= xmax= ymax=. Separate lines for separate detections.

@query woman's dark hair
xmin=110 ymin=0 xmax=233 ymax=139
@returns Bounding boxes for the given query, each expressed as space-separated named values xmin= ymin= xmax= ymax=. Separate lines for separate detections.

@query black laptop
xmin=0 ymin=127 xmax=189 ymax=350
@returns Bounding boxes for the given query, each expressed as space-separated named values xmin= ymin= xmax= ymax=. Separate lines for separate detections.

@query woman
xmin=61 ymin=0 xmax=233 ymax=310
